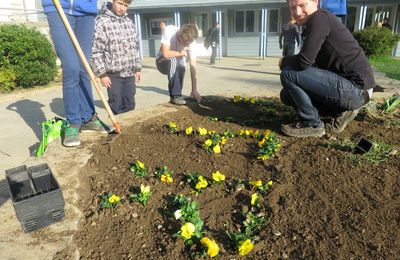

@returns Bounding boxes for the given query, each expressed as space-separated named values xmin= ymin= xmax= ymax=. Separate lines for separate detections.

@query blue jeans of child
xmin=280 ymin=66 xmax=368 ymax=127
xmin=46 ymin=12 xmax=96 ymax=127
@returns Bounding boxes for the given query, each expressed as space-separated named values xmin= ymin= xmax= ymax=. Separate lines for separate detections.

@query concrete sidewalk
xmin=0 ymin=57 xmax=398 ymax=260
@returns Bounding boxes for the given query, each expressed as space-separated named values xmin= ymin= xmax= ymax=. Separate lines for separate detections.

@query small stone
xmin=141 ymin=244 xmax=146 ymax=248
xmin=293 ymin=235 xmax=297 ymax=240
xmin=273 ymin=230 xmax=282 ymax=236
xmin=282 ymin=252 xmax=288 ymax=259
xmin=326 ymin=157 xmax=329 ymax=161
xmin=132 ymin=213 xmax=138 ymax=218
xmin=90 ymin=221 xmax=96 ymax=226
xmin=112 ymin=166 xmax=118 ymax=170
xmin=157 ymin=224 xmax=163 ymax=230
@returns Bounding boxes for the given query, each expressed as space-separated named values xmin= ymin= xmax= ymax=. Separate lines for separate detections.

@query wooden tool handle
xmin=52 ymin=0 xmax=121 ymax=134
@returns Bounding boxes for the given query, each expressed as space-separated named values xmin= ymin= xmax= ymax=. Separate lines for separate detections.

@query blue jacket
xmin=321 ymin=0 xmax=347 ymax=16
xmin=42 ymin=0 xmax=98 ymax=15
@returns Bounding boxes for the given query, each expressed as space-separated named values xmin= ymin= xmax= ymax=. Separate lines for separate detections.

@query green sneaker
xmin=80 ymin=117 xmax=108 ymax=133
xmin=63 ymin=126 xmax=80 ymax=147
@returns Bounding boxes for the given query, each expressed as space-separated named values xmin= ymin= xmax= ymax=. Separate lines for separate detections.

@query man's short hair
xmin=180 ymin=24 xmax=198 ymax=44
xmin=118 ymin=0 xmax=132 ymax=4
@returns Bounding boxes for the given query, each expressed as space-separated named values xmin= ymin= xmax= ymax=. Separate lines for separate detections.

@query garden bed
xmin=59 ymin=96 xmax=399 ymax=259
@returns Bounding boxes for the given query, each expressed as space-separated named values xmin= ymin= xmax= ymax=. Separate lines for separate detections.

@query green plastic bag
xmin=35 ymin=117 xmax=67 ymax=157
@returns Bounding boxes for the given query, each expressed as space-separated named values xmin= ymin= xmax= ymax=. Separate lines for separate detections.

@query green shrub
xmin=0 ymin=67 xmax=16 ymax=92
xmin=0 ymin=24 xmax=57 ymax=89
xmin=353 ymin=26 xmax=400 ymax=57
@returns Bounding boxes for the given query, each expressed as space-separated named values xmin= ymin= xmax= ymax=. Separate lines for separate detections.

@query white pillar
xmin=134 ymin=12 xmax=143 ymax=59
xmin=260 ymin=8 xmax=267 ymax=59
xmin=174 ymin=10 xmax=180 ymax=27
xmin=358 ymin=1 xmax=367 ymax=30
xmin=216 ymin=10 xmax=222 ymax=59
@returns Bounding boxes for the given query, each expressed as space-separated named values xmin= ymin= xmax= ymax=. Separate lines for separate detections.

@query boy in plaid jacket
xmin=91 ymin=0 xmax=142 ymax=114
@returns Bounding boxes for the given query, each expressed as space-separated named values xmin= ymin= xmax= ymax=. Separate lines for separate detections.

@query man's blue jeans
xmin=46 ymin=12 xmax=96 ymax=127
xmin=280 ymin=66 xmax=367 ymax=127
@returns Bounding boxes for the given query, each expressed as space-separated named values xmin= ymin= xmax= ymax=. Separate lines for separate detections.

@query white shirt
xmin=156 ymin=25 xmax=197 ymax=61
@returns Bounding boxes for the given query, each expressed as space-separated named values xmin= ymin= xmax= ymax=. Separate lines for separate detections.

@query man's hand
xmin=135 ymin=71 xmax=142 ymax=84
xmin=190 ymin=89 xmax=202 ymax=103
xmin=180 ymin=49 xmax=188 ymax=58
xmin=100 ymin=75 xmax=112 ymax=88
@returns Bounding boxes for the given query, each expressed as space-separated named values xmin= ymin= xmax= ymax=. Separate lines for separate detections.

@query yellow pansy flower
xmin=169 ymin=121 xmax=177 ymax=128
xmin=195 ymin=176 xmax=208 ymax=190
xmin=198 ymin=127 xmax=208 ymax=136
xmin=213 ymin=143 xmax=221 ymax=154
xmin=263 ymin=129 xmax=271 ymax=138
xmin=108 ymin=194 xmax=120 ymax=204
xmin=267 ymin=180 xmax=273 ymax=186
xmin=204 ymin=139 xmax=212 ymax=148
xmin=245 ymin=129 xmax=252 ymax=136
xmin=185 ymin=126 xmax=193 ymax=135
xmin=249 ymin=180 xmax=262 ymax=187
xmin=136 ymin=160 xmax=145 ymax=170
xmin=239 ymin=129 xmax=245 ymax=136
xmin=250 ymin=98 xmax=256 ymax=104
xmin=161 ymin=174 xmax=173 ymax=183
xmin=257 ymin=155 xmax=268 ymax=160
xmin=258 ymin=138 xmax=266 ymax=147
xmin=251 ymin=193 xmax=259 ymax=206
xmin=221 ymin=137 xmax=227 ymax=145
xmin=238 ymin=239 xmax=254 ymax=256
xmin=252 ymin=130 xmax=260 ymax=137
xmin=212 ymin=171 xmax=226 ymax=182
xmin=244 ymin=97 xmax=250 ymax=103
xmin=181 ymin=222 xmax=195 ymax=240
xmin=140 ymin=184 xmax=151 ymax=194
xmin=208 ymin=130 xmax=216 ymax=135
xmin=200 ymin=237 xmax=220 ymax=257
xmin=233 ymin=95 xmax=241 ymax=103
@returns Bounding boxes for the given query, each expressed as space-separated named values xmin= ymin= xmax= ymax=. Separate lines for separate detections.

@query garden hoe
xmin=52 ymin=0 xmax=121 ymax=141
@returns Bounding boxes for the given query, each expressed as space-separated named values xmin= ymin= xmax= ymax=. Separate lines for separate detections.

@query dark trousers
xmin=280 ymin=66 xmax=368 ymax=127
xmin=210 ymin=42 xmax=217 ymax=64
xmin=107 ymin=73 xmax=135 ymax=115
xmin=282 ymin=42 xmax=296 ymax=56
xmin=156 ymin=57 xmax=186 ymax=97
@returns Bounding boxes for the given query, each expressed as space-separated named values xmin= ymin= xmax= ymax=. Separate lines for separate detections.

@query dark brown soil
xmin=61 ymin=97 xmax=400 ymax=260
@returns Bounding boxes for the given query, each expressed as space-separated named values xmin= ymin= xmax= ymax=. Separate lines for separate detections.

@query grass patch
xmin=369 ymin=56 xmax=400 ymax=80
xmin=349 ymin=141 xmax=394 ymax=165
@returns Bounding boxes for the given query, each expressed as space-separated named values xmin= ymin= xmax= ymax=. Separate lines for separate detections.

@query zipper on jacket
xmin=69 ymin=0 xmax=74 ymax=15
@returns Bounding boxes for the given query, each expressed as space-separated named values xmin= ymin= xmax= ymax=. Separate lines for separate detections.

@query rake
xmin=52 ymin=0 xmax=121 ymax=134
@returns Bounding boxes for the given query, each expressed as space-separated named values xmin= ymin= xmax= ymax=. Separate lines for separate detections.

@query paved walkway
xmin=0 ymin=57 xmax=398 ymax=259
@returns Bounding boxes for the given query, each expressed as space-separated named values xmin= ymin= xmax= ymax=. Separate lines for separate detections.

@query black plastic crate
xmin=5 ymin=163 xmax=65 ymax=232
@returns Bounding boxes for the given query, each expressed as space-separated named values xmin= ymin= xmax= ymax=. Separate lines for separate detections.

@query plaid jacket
xmin=90 ymin=9 xmax=141 ymax=77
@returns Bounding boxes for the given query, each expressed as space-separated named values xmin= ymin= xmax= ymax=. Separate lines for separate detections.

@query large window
xmin=149 ymin=18 xmax=173 ymax=37
xmin=235 ymin=10 xmax=255 ymax=33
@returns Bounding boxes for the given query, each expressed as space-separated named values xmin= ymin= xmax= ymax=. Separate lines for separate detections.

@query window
xmin=259 ymin=9 xmax=280 ymax=33
xmin=149 ymin=18 xmax=173 ymax=37
xmin=268 ymin=10 xmax=279 ymax=33
xmin=235 ymin=10 xmax=255 ymax=33
xmin=346 ymin=7 xmax=357 ymax=32
xmin=194 ymin=13 xmax=208 ymax=37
